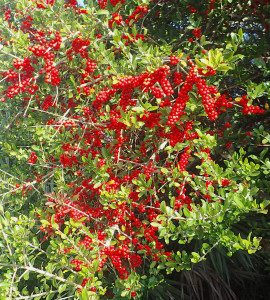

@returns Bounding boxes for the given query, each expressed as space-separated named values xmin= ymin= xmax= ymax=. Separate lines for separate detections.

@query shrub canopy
xmin=0 ymin=0 xmax=269 ymax=299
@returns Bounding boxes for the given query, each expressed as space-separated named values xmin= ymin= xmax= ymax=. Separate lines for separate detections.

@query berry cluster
xmin=34 ymin=0 xmax=55 ymax=9
xmin=28 ymin=152 xmax=38 ymax=164
xmin=121 ymin=33 xmax=145 ymax=45
xmin=239 ymin=95 xmax=265 ymax=115
xmin=41 ymin=95 xmax=54 ymax=111
xmin=173 ymin=71 xmax=183 ymax=85
xmin=70 ymin=259 xmax=83 ymax=271
xmin=167 ymin=67 xmax=195 ymax=126
xmin=68 ymin=37 xmax=91 ymax=59
xmin=192 ymin=27 xmax=202 ymax=39
xmin=85 ymin=59 xmax=97 ymax=74
xmin=125 ymin=5 xmax=149 ymax=25
xmin=178 ymin=147 xmax=191 ymax=172
xmin=28 ymin=32 xmax=62 ymax=86
xmin=175 ymin=187 xmax=192 ymax=210
xmin=98 ymin=0 xmax=107 ymax=9
xmin=3 ymin=57 xmax=33 ymax=92
xmin=43 ymin=52 xmax=61 ymax=86
xmin=170 ymin=55 xmax=180 ymax=66
xmin=60 ymin=153 xmax=78 ymax=168
xmin=109 ymin=12 xmax=123 ymax=28
xmin=198 ymin=66 xmax=216 ymax=76
xmin=167 ymin=121 xmax=196 ymax=146
xmin=110 ymin=0 xmax=125 ymax=6
xmin=195 ymin=76 xmax=218 ymax=121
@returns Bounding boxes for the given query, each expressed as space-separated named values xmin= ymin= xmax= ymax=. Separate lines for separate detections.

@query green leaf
xmin=80 ymin=289 xmax=89 ymax=300
xmin=58 ymin=284 xmax=67 ymax=294
xmin=96 ymin=10 xmax=109 ymax=15
xmin=160 ymin=201 xmax=166 ymax=213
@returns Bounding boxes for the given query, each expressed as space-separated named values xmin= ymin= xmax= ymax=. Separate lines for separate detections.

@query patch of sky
xmin=77 ymin=0 xmax=85 ymax=7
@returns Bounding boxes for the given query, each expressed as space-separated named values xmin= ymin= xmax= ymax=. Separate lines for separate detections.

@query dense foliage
xmin=0 ymin=0 xmax=269 ymax=299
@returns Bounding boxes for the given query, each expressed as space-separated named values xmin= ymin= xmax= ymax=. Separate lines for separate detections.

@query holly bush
xmin=0 ymin=0 xmax=269 ymax=299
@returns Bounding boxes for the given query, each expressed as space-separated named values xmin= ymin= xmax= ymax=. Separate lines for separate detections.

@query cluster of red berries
xmin=159 ymin=76 xmax=174 ymax=96
xmin=28 ymin=152 xmax=38 ymax=164
xmin=221 ymin=178 xmax=231 ymax=187
xmin=29 ymin=44 xmax=47 ymax=57
xmin=28 ymin=33 xmax=62 ymax=86
xmin=195 ymin=76 xmax=218 ymax=121
xmin=4 ymin=8 xmax=11 ymax=21
xmin=192 ymin=27 xmax=202 ymax=39
xmin=107 ymin=109 xmax=126 ymax=131
xmin=13 ymin=58 xmax=32 ymax=70
xmin=93 ymin=88 xmax=117 ymax=110
xmin=85 ymin=59 xmax=97 ymax=74
xmin=4 ymin=79 xmax=36 ymax=99
xmin=198 ymin=66 xmax=216 ymax=76
xmin=121 ymin=33 xmax=145 ymax=46
xmin=173 ymin=71 xmax=183 ymax=85
xmin=110 ymin=257 xmax=128 ymax=278
xmin=150 ymin=85 xmax=164 ymax=98
xmin=140 ymin=111 xmax=161 ymax=128
xmin=167 ymin=121 xmax=196 ymax=146
xmin=170 ymin=55 xmax=180 ymax=66
xmin=79 ymin=235 xmax=93 ymax=249
xmin=59 ymin=153 xmax=78 ymax=168
xmin=239 ymin=95 xmax=265 ymax=115
xmin=167 ymin=67 xmax=195 ymax=126
xmin=178 ymin=147 xmax=191 ymax=172
xmin=41 ymin=95 xmax=54 ymax=111
xmin=92 ymin=65 xmax=172 ymax=112
xmin=34 ymin=0 xmax=55 ymax=9
xmin=110 ymin=0 xmax=125 ymax=6
xmin=142 ymin=162 xmax=156 ymax=179
xmin=167 ymin=66 xmax=233 ymax=125
xmin=3 ymin=57 xmax=37 ymax=98
xmin=125 ymin=5 xmax=149 ymax=25
xmin=48 ymin=31 xmax=62 ymax=51
xmin=68 ymin=37 xmax=91 ymax=59
xmin=43 ymin=52 xmax=61 ymax=86
xmin=65 ymin=0 xmax=78 ymax=8
xmin=108 ymin=12 xmax=123 ymax=28
xmin=100 ymin=245 xmax=142 ymax=279
xmin=98 ymin=0 xmax=125 ymax=9
xmin=215 ymin=94 xmax=233 ymax=114
xmin=98 ymin=0 xmax=108 ymax=9
xmin=175 ymin=188 xmax=192 ymax=210
xmin=20 ymin=15 xmax=33 ymax=32
xmin=70 ymin=259 xmax=83 ymax=271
